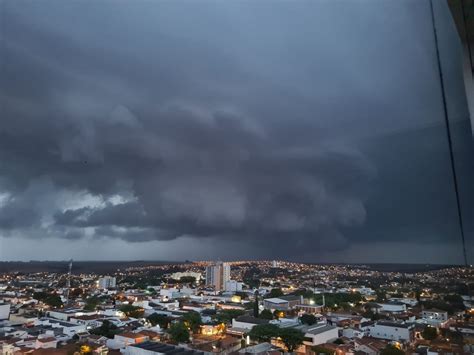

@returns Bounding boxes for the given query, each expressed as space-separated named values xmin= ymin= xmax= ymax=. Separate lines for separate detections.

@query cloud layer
xmin=0 ymin=0 xmax=473 ymax=262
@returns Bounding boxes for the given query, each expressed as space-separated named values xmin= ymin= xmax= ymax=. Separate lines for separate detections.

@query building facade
xmin=97 ymin=276 xmax=117 ymax=289
xmin=205 ymin=262 xmax=230 ymax=291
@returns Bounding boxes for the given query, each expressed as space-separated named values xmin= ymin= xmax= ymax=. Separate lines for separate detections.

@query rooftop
xmin=235 ymin=316 xmax=270 ymax=325
xmin=130 ymin=341 xmax=204 ymax=355
xmin=305 ymin=324 xmax=337 ymax=335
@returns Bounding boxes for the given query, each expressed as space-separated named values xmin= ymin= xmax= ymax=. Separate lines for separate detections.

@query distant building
xmin=229 ymin=315 xmax=270 ymax=335
xmin=170 ymin=271 xmax=202 ymax=281
xmin=263 ymin=295 xmax=303 ymax=311
xmin=377 ymin=302 xmax=407 ymax=313
xmin=107 ymin=332 xmax=150 ymax=350
xmin=97 ymin=276 xmax=116 ymax=289
xmin=205 ymin=262 xmax=230 ymax=291
xmin=0 ymin=303 xmax=10 ymax=320
xmin=225 ymin=280 xmax=243 ymax=292
xmin=422 ymin=309 xmax=448 ymax=326
xmin=303 ymin=324 xmax=339 ymax=346
xmin=369 ymin=321 xmax=414 ymax=342
xmin=354 ymin=337 xmax=388 ymax=354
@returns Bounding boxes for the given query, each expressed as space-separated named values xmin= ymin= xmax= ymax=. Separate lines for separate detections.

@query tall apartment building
xmin=205 ymin=261 xmax=230 ymax=291
xmin=97 ymin=276 xmax=117 ymax=289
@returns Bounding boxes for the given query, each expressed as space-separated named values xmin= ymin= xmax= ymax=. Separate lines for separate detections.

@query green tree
xmin=300 ymin=314 xmax=317 ymax=325
xmin=290 ymin=289 xmax=314 ymax=298
xmin=215 ymin=309 xmax=246 ymax=324
xmin=179 ymin=276 xmax=196 ymax=284
xmin=45 ymin=295 xmax=63 ymax=308
xmin=444 ymin=294 xmax=463 ymax=303
xmin=248 ymin=324 xmax=280 ymax=342
xmin=84 ymin=296 xmax=101 ymax=311
xmin=119 ymin=304 xmax=144 ymax=318
xmin=90 ymin=320 xmax=119 ymax=339
xmin=376 ymin=290 xmax=386 ymax=302
xmin=267 ymin=288 xmax=284 ymax=298
xmin=167 ymin=322 xmax=190 ymax=343
xmin=259 ymin=309 xmax=274 ymax=320
xmin=422 ymin=326 xmax=437 ymax=340
xmin=278 ymin=328 xmax=304 ymax=352
xmin=33 ymin=292 xmax=48 ymax=302
xmin=182 ymin=311 xmax=202 ymax=333
xmin=147 ymin=313 xmax=171 ymax=328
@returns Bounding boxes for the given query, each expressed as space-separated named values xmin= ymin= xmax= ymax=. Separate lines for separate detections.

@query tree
xmin=422 ymin=326 xmax=437 ymax=340
xmin=119 ymin=304 xmax=144 ymax=318
xmin=267 ymin=288 xmax=284 ymax=298
xmin=380 ymin=345 xmax=404 ymax=355
xmin=84 ymin=296 xmax=101 ymax=311
xmin=179 ymin=276 xmax=196 ymax=284
xmin=182 ymin=311 xmax=202 ymax=333
xmin=376 ymin=290 xmax=386 ymax=302
xmin=300 ymin=313 xmax=317 ymax=325
xmin=33 ymin=292 xmax=48 ymax=302
xmin=259 ymin=309 xmax=274 ymax=320
xmin=278 ymin=328 xmax=304 ymax=352
xmin=290 ymin=289 xmax=315 ymax=299
xmin=147 ymin=313 xmax=171 ymax=328
xmin=248 ymin=324 xmax=280 ymax=342
xmin=45 ymin=295 xmax=63 ymax=308
xmin=167 ymin=322 xmax=190 ymax=343
xmin=215 ymin=309 xmax=246 ymax=324
xmin=70 ymin=288 xmax=83 ymax=298
xmin=90 ymin=320 xmax=119 ymax=339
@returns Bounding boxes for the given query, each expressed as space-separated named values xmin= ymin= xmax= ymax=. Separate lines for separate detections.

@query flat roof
xmin=376 ymin=321 xmax=412 ymax=329
xmin=305 ymin=325 xmax=337 ymax=335
xmin=131 ymin=341 xmax=204 ymax=355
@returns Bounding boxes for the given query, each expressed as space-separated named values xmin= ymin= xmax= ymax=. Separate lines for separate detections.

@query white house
xmin=377 ymin=302 xmax=407 ymax=313
xmin=342 ymin=327 xmax=364 ymax=339
xmin=421 ymin=309 xmax=448 ymax=326
xmin=106 ymin=332 xmax=149 ymax=350
xmin=303 ymin=324 xmax=339 ymax=346
xmin=34 ymin=336 xmax=58 ymax=349
xmin=369 ymin=321 xmax=414 ymax=342
xmin=228 ymin=316 xmax=270 ymax=336
xmin=34 ymin=318 xmax=87 ymax=337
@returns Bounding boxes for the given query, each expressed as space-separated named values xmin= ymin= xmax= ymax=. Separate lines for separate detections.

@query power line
xmin=429 ymin=0 xmax=469 ymax=266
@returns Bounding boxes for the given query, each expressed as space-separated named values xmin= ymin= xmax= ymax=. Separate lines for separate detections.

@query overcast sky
xmin=0 ymin=0 xmax=473 ymax=263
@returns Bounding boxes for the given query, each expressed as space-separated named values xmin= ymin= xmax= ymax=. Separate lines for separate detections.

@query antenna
xmin=65 ymin=259 xmax=73 ymax=305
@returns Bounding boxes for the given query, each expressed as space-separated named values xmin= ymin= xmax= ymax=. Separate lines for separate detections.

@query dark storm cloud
xmin=1 ymin=0 xmax=473 ymax=261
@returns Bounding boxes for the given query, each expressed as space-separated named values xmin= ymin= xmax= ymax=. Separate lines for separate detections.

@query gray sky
xmin=0 ymin=0 xmax=473 ymax=263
